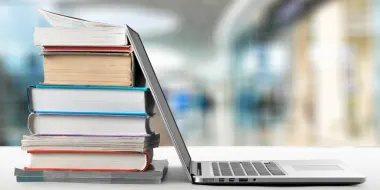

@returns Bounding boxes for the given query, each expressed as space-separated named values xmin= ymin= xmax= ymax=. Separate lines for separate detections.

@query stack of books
xmin=15 ymin=10 xmax=168 ymax=184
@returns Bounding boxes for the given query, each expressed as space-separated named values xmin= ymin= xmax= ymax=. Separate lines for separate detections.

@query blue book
xmin=27 ymin=85 xmax=155 ymax=116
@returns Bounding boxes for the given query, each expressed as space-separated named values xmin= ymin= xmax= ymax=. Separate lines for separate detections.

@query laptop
xmin=125 ymin=26 xmax=366 ymax=185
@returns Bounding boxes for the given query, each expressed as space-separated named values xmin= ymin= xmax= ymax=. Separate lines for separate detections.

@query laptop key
xmin=219 ymin=162 xmax=233 ymax=176
xmin=265 ymin=162 xmax=285 ymax=176
xmin=241 ymin=162 xmax=258 ymax=176
xmin=212 ymin=162 xmax=220 ymax=176
xmin=230 ymin=162 xmax=246 ymax=176
xmin=252 ymin=162 xmax=271 ymax=176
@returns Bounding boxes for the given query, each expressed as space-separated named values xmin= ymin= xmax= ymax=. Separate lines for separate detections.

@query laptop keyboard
xmin=212 ymin=162 xmax=285 ymax=176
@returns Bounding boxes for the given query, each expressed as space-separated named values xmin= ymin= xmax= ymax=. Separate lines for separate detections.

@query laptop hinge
xmin=190 ymin=161 xmax=202 ymax=176
xmin=189 ymin=161 xmax=197 ymax=175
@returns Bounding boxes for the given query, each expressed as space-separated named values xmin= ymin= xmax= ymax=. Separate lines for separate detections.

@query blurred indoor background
xmin=1 ymin=0 xmax=380 ymax=146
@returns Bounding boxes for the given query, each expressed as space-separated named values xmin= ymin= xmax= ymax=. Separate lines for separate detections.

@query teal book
xmin=27 ymin=85 xmax=155 ymax=116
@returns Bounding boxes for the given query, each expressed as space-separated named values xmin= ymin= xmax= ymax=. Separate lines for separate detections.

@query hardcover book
xmin=15 ymin=160 xmax=169 ymax=184
xmin=25 ymin=150 xmax=153 ymax=172
xmin=42 ymin=51 xmax=145 ymax=86
xmin=27 ymin=113 xmax=153 ymax=136
xmin=27 ymin=85 xmax=155 ymax=115
xmin=21 ymin=134 xmax=160 ymax=152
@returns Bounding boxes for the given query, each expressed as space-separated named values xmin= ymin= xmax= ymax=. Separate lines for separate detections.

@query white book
xmin=35 ymin=9 xmax=127 ymax=46
xmin=28 ymin=85 xmax=155 ymax=115
xmin=26 ymin=149 xmax=153 ymax=171
xmin=21 ymin=134 xmax=160 ymax=152
xmin=34 ymin=27 xmax=128 ymax=46
xmin=27 ymin=113 xmax=153 ymax=136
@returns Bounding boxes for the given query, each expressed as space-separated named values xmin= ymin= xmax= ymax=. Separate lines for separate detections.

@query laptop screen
xmin=126 ymin=26 xmax=193 ymax=179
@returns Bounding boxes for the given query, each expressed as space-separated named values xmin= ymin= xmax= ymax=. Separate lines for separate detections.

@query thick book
xmin=21 ymin=134 xmax=160 ymax=152
xmin=27 ymin=113 xmax=153 ymax=136
xmin=25 ymin=150 xmax=153 ymax=172
xmin=28 ymin=85 xmax=155 ymax=115
xmin=15 ymin=160 xmax=169 ymax=184
xmin=42 ymin=51 xmax=145 ymax=86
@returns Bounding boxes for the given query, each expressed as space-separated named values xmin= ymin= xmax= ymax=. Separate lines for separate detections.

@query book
xmin=42 ymin=52 xmax=141 ymax=86
xmin=38 ymin=9 xmax=117 ymax=28
xmin=25 ymin=150 xmax=153 ymax=172
xmin=15 ymin=160 xmax=169 ymax=184
xmin=16 ymin=177 xmax=164 ymax=184
xmin=16 ymin=160 xmax=168 ymax=178
xmin=34 ymin=27 xmax=128 ymax=47
xmin=28 ymin=85 xmax=155 ymax=115
xmin=21 ymin=134 xmax=160 ymax=152
xmin=27 ymin=113 xmax=153 ymax=136
xmin=35 ymin=10 xmax=127 ymax=47
xmin=43 ymin=46 xmax=132 ymax=52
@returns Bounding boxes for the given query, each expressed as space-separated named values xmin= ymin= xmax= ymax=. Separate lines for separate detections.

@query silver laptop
xmin=125 ymin=26 xmax=366 ymax=185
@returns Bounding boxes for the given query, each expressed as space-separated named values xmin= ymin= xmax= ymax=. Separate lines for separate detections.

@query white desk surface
xmin=1 ymin=146 xmax=379 ymax=189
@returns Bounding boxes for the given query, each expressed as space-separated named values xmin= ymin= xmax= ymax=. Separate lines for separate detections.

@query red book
xmin=43 ymin=46 xmax=132 ymax=53
xmin=25 ymin=149 xmax=151 ymax=172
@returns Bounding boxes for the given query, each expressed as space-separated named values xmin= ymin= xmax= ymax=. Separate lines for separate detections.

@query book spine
xmin=26 ymin=86 xmax=35 ymax=113
xmin=141 ymin=151 xmax=151 ymax=171
xmin=27 ymin=113 xmax=36 ymax=135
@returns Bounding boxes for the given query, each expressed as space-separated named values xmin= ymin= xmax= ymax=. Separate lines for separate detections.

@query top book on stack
xmin=34 ymin=10 xmax=144 ymax=87
xmin=35 ymin=10 xmax=129 ymax=46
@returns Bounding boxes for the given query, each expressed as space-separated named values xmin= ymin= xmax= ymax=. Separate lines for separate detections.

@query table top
xmin=1 ymin=146 xmax=379 ymax=189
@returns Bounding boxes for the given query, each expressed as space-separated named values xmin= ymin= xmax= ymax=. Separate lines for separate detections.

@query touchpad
xmin=292 ymin=165 xmax=343 ymax=171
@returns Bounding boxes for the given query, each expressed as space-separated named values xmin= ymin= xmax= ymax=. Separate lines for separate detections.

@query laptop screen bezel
xmin=125 ymin=26 xmax=193 ymax=181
